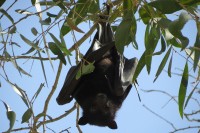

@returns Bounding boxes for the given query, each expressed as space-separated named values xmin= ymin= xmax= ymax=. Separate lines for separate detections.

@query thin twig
xmin=0 ymin=55 xmax=58 ymax=61
xmin=3 ymin=127 xmax=30 ymax=133
xmin=143 ymin=104 xmax=176 ymax=130
xmin=68 ymin=23 xmax=97 ymax=52
xmin=170 ymin=126 xmax=200 ymax=133
xmin=76 ymin=103 xmax=82 ymax=133
xmin=37 ymin=103 xmax=76 ymax=128
xmin=42 ymin=61 xmax=62 ymax=126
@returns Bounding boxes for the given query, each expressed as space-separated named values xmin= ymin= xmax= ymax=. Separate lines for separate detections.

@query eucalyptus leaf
xmin=2 ymin=100 xmax=16 ymax=132
xmin=40 ymin=17 xmax=51 ymax=25
xmin=168 ymin=54 xmax=173 ymax=77
xmin=20 ymin=34 xmax=42 ymax=51
xmin=31 ymin=27 xmax=38 ymax=36
xmin=154 ymin=47 xmax=171 ymax=82
xmin=21 ymin=108 xmax=33 ymax=123
xmin=49 ymin=42 xmax=66 ymax=65
xmin=76 ymin=62 xmax=95 ymax=79
xmin=149 ymin=0 xmax=181 ymax=14
xmin=61 ymin=0 xmax=99 ymax=36
xmin=178 ymin=62 xmax=188 ymax=118
xmin=0 ymin=8 xmax=14 ymax=23
xmin=132 ymin=52 xmax=146 ymax=82
xmin=49 ymin=32 xmax=71 ymax=55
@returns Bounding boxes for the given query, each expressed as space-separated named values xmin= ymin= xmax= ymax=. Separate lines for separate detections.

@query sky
xmin=0 ymin=1 xmax=199 ymax=133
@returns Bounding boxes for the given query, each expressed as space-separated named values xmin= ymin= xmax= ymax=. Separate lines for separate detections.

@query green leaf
xmin=76 ymin=62 xmax=95 ymax=79
xmin=49 ymin=42 xmax=66 ymax=65
xmin=9 ymin=26 xmax=16 ymax=34
xmin=55 ymin=10 xmax=64 ymax=21
xmin=185 ymin=48 xmax=200 ymax=69
xmin=153 ymin=35 xmax=166 ymax=55
xmin=0 ymin=0 xmax=6 ymax=7
xmin=149 ymin=0 xmax=181 ymax=14
xmin=139 ymin=5 xmax=152 ymax=24
xmin=49 ymin=32 xmax=71 ymax=56
xmin=65 ymin=18 xmax=84 ymax=33
xmin=193 ymin=33 xmax=200 ymax=72
xmin=22 ymin=41 xmax=39 ymax=55
xmin=132 ymin=52 xmax=146 ymax=82
xmin=178 ymin=62 xmax=188 ymax=118
xmin=15 ymin=9 xmax=33 ymax=15
xmin=20 ymin=34 xmax=42 ymax=51
xmin=40 ymin=17 xmax=51 ymax=25
xmin=53 ymin=0 xmax=67 ymax=12
xmin=11 ymin=84 xmax=29 ymax=107
xmin=47 ymin=12 xmax=57 ymax=18
xmin=180 ymin=0 xmax=200 ymax=6
xmin=5 ymin=51 xmax=32 ymax=77
xmin=2 ymin=101 xmax=16 ymax=132
xmin=0 ymin=8 xmax=14 ymax=23
xmin=38 ymin=51 xmax=48 ymax=87
xmin=145 ymin=24 xmax=160 ymax=74
xmin=60 ymin=31 xmax=72 ymax=65
xmin=22 ymin=108 xmax=33 ymax=123
xmin=32 ymin=83 xmax=45 ymax=103
xmin=154 ymin=47 xmax=171 ymax=82
xmin=31 ymin=27 xmax=38 ymax=36
xmin=61 ymin=0 xmax=99 ymax=36
xmin=115 ymin=11 xmax=137 ymax=53
xmin=168 ymin=54 xmax=173 ymax=77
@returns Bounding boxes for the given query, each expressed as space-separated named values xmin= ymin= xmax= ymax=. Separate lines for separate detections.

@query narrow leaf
xmin=20 ymin=34 xmax=42 ymax=51
xmin=154 ymin=47 xmax=171 ymax=82
xmin=48 ymin=42 xmax=66 ymax=65
xmin=5 ymin=51 xmax=31 ymax=77
xmin=145 ymin=25 xmax=160 ymax=74
xmin=49 ymin=32 xmax=71 ymax=55
xmin=61 ymin=0 xmax=99 ymax=36
xmin=168 ymin=54 xmax=173 ymax=77
xmin=193 ymin=33 xmax=200 ymax=71
xmin=149 ymin=0 xmax=181 ymax=14
xmin=153 ymin=35 xmax=166 ymax=55
xmin=2 ymin=101 xmax=16 ymax=132
xmin=21 ymin=108 xmax=33 ymax=123
xmin=12 ymin=84 xmax=29 ymax=107
xmin=60 ymin=31 xmax=72 ymax=65
xmin=65 ymin=18 xmax=84 ymax=33
xmin=178 ymin=62 xmax=188 ymax=118
xmin=38 ymin=51 xmax=48 ymax=87
xmin=132 ymin=52 xmax=146 ymax=82
xmin=47 ymin=12 xmax=57 ymax=18
xmin=0 ymin=8 xmax=14 ymax=23
xmin=76 ymin=62 xmax=95 ymax=79
xmin=40 ymin=17 xmax=51 ymax=25
xmin=15 ymin=9 xmax=33 ymax=15
xmin=35 ymin=83 xmax=44 ymax=100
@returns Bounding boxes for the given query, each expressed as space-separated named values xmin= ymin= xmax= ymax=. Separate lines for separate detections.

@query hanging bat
xmin=56 ymin=12 xmax=138 ymax=129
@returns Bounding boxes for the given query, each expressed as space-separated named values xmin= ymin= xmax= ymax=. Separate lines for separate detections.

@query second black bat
xmin=57 ymin=11 xmax=138 ymax=129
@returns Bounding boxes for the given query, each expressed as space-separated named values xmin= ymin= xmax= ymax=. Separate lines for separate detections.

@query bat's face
xmin=78 ymin=93 xmax=118 ymax=129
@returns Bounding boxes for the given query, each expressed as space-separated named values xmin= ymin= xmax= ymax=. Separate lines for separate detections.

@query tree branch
xmin=37 ymin=103 xmax=76 ymax=128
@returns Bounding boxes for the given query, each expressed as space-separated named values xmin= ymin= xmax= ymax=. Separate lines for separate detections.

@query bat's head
xmin=78 ymin=93 xmax=118 ymax=129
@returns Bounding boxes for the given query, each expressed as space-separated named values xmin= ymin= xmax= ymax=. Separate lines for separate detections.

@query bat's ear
xmin=78 ymin=116 xmax=88 ymax=125
xmin=107 ymin=120 xmax=117 ymax=129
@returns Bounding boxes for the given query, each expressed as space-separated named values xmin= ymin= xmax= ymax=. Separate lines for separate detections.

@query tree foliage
xmin=0 ymin=0 xmax=200 ymax=132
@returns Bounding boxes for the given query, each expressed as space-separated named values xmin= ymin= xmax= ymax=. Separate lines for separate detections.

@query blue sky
xmin=0 ymin=1 xmax=199 ymax=133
